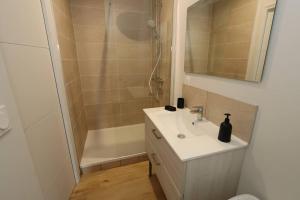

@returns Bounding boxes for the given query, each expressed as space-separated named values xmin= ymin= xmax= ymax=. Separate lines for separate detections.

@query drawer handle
xmin=152 ymin=129 xmax=162 ymax=139
xmin=151 ymin=153 xmax=160 ymax=166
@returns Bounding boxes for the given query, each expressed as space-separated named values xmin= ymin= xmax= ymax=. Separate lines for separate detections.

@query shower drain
xmin=177 ymin=133 xmax=186 ymax=139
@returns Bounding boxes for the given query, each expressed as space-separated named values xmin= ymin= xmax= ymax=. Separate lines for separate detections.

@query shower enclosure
xmin=62 ymin=0 xmax=174 ymax=170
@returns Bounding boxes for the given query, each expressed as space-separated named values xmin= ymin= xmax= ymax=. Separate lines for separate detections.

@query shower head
xmin=147 ymin=19 xmax=160 ymax=39
xmin=147 ymin=19 xmax=156 ymax=28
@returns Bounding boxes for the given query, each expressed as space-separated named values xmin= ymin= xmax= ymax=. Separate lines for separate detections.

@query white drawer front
xmin=145 ymin=116 xmax=186 ymax=194
xmin=146 ymin=138 xmax=182 ymax=200
xmin=156 ymin=159 xmax=182 ymax=200
xmin=145 ymin=117 xmax=162 ymax=148
xmin=156 ymin=137 xmax=186 ymax=193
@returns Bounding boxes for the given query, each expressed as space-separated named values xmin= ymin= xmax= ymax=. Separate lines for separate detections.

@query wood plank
xmin=70 ymin=161 xmax=166 ymax=200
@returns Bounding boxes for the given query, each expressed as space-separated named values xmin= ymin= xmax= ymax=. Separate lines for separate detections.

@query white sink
xmin=155 ymin=109 xmax=217 ymax=138
xmin=144 ymin=107 xmax=247 ymax=161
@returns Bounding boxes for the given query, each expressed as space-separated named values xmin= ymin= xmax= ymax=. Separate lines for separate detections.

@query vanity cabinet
xmin=145 ymin=116 xmax=246 ymax=200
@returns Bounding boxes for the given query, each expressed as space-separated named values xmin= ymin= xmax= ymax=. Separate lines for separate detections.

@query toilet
xmin=229 ymin=194 xmax=259 ymax=200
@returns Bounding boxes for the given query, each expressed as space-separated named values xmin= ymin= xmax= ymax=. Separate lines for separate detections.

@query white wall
xmin=0 ymin=0 xmax=75 ymax=199
xmin=174 ymin=0 xmax=300 ymax=199
xmin=0 ymin=50 xmax=44 ymax=200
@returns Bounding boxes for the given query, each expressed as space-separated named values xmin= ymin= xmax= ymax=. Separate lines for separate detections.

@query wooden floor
xmin=70 ymin=161 xmax=166 ymax=200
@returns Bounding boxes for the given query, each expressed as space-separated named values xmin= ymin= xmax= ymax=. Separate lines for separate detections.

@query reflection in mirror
xmin=184 ymin=0 xmax=277 ymax=82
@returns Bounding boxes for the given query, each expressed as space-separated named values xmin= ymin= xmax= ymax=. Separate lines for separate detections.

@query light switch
xmin=0 ymin=105 xmax=11 ymax=137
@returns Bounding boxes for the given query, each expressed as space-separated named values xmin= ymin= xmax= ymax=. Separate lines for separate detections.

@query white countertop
xmin=144 ymin=107 xmax=248 ymax=162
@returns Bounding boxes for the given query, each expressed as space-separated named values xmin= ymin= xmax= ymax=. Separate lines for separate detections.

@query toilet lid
xmin=228 ymin=194 xmax=259 ymax=200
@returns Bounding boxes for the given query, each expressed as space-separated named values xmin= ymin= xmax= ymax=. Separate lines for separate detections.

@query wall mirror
xmin=184 ymin=0 xmax=277 ymax=82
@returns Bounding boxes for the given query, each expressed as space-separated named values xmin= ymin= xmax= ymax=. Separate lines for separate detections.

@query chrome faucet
xmin=190 ymin=106 xmax=204 ymax=125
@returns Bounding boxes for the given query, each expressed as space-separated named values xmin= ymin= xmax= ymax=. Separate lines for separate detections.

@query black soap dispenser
xmin=218 ymin=113 xmax=232 ymax=143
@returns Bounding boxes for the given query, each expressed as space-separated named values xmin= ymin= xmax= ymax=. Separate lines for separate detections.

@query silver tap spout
xmin=190 ymin=106 xmax=204 ymax=125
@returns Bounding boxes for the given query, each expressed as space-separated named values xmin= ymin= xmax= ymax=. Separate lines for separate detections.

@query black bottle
xmin=218 ymin=113 xmax=232 ymax=143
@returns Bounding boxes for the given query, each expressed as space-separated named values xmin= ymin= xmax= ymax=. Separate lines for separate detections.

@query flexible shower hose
xmin=148 ymin=45 xmax=162 ymax=99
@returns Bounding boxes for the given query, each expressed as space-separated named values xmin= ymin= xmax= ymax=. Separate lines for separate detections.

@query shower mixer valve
xmin=149 ymin=76 xmax=164 ymax=98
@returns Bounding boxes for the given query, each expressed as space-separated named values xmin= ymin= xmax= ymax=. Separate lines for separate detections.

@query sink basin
xmin=144 ymin=107 xmax=247 ymax=161
xmin=151 ymin=108 xmax=218 ymax=138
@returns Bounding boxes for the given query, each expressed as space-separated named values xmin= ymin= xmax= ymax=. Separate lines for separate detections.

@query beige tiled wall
xmin=157 ymin=0 xmax=173 ymax=106
xmin=185 ymin=0 xmax=258 ymax=79
xmin=70 ymin=0 xmax=151 ymax=129
xmin=182 ymin=85 xmax=207 ymax=115
xmin=208 ymin=0 xmax=258 ymax=79
xmin=183 ymin=84 xmax=257 ymax=142
xmin=185 ymin=3 xmax=212 ymax=74
xmin=52 ymin=0 xmax=87 ymax=161
xmin=70 ymin=0 xmax=172 ymax=130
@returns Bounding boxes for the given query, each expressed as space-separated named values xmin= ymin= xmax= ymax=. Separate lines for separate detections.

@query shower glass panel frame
xmin=68 ymin=0 xmax=174 ymax=169
xmin=71 ymin=0 xmax=173 ymax=130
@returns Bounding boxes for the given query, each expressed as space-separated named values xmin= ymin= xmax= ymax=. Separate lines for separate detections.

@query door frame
xmin=40 ymin=0 xmax=80 ymax=183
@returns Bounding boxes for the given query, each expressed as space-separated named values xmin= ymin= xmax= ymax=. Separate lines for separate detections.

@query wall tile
xmin=53 ymin=1 xmax=88 ymax=161
xmin=118 ymin=60 xmax=151 ymax=75
xmin=71 ymin=0 xmax=107 ymax=9
xmin=185 ymin=3 xmax=212 ymax=74
xmin=223 ymin=42 xmax=251 ymax=59
xmin=227 ymin=22 xmax=254 ymax=43
xmin=71 ymin=6 xmax=106 ymax=26
xmin=120 ymin=112 xmax=145 ymax=126
xmin=119 ymin=74 xmax=147 ymax=89
xmin=53 ymin=5 xmax=74 ymax=39
xmin=206 ymin=92 xmax=258 ymax=142
xmin=120 ymin=98 xmax=152 ymax=114
xmin=185 ymin=0 xmax=258 ymax=78
xmin=62 ymin=60 xmax=78 ymax=84
xmin=228 ymin=2 xmax=257 ymax=26
xmin=74 ymin=24 xmax=112 ymax=43
xmin=111 ymin=10 xmax=150 ymax=31
xmin=81 ymin=75 xmax=120 ymax=90
xmin=112 ymin=0 xmax=151 ymax=12
xmin=208 ymin=0 xmax=257 ymax=78
xmin=83 ymin=90 xmax=120 ymax=105
xmin=182 ymin=85 xmax=207 ymax=111
xmin=78 ymin=60 xmax=118 ymax=76
xmin=116 ymin=44 xmax=151 ymax=60
xmin=87 ymin=114 xmax=121 ymax=130
xmin=70 ymin=0 xmax=172 ymax=129
xmin=119 ymin=88 xmax=151 ymax=101
xmin=183 ymin=84 xmax=258 ymax=142
xmin=85 ymin=103 xmax=121 ymax=117
xmin=58 ymin=37 xmax=78 ymax=60
xmin=113 ymin=27 xmax=151 ymax=45
xmin=76 ymin=42 xmax=116 ymax=60
xmin=53 ymin=0 xmax=70 ymax=15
